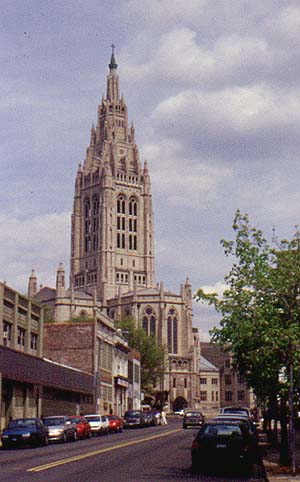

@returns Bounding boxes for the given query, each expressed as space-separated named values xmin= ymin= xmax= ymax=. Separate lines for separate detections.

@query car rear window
xmin=9 ymin=419 xmax=36 ymax=428
xmin=125 ymin=411 xmax=141 ymax=417
xmin=204 ymin=424 xmax=242 ymax=437
xmin=44 ymin=418 xmax=65 ymax=426
xmin=85 ymin=416 xmax=100 ymax=422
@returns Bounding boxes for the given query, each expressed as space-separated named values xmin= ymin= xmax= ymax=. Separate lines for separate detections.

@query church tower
xmin=70 ymin=47 xmax=155 ymax=303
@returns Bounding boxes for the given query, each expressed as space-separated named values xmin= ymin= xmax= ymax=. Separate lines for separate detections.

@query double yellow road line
xmin=28 ymin=428 xmax=180 ymax=473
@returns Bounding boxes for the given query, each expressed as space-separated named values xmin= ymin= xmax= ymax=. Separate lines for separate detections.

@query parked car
xmin=191 ymin=420 xmax=257 ymax=475
xmin=85 ymin=414 xmax=109 ymax=435
xmin=1 ymin=418 xmax=48 ymax=448
xmin=219 ymin=406 xmax=252 ymax=418
xmin=68 ymin=416 xmax=91 ymax=439
xmin=173 ymin=409 xmax=185 ymax=416
xmin=123 ymin=410 xmax=146 ymax=428
xmin=183 ymin=410 xmax=204 ymax=429
xmin=144 ymin=411 xmax=156 ymax=426
xmin=43 ymin=416 xmax=77 ymax=443
xmin=213 ymin=414 xmax=257 ymax=440
xmin=106 ymin=415 xmax=124 ymax=433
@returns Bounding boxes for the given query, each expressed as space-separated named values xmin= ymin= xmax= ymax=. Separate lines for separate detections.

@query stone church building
xmin=29 ymin=49 xmax=201 ymax=410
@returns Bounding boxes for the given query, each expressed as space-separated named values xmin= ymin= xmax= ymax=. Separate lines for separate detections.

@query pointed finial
xmin=109 ymin=44 xmax=118 ymax=70
xmin=143 ymin=160 xmax=149 ymax=175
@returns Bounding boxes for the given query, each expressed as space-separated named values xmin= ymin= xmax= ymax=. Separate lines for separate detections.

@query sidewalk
xmin=261 ymin=430 xmax=300 ymax=482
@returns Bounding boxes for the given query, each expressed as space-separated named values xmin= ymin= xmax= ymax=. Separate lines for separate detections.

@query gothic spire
xmin=108 ymin=44 xmax=118 ymax=71
xmin=107 ymin=44 xmax=119 ymax=101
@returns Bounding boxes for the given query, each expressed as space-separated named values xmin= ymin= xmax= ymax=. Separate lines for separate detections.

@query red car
xmin=68 ymin=416 xmax=91 ymax=439
xmin=106 ymin=415 xmax=124 ymax=433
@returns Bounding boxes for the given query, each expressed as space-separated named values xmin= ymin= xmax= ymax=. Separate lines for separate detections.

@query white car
xmin=85 ymin=414 xmax=109 ymax=435
xmin=174 ymin=409 xmax=185 ymax=416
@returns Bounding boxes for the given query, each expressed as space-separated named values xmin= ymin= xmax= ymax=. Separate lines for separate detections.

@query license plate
xmin=12 ymin=438 xmax=17 ymax=442
xmin=216 ymin=443 xmax=227 ymax=448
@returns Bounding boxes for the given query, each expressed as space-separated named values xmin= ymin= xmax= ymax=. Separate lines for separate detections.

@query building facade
xmin=0 ymin=282 xmax=94 ymax=429
xmin=201 ymin=342 xmax=255 ymax=409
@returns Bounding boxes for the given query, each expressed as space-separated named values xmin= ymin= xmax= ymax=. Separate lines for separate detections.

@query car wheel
xmin=43 ymin=435 xmax=49 ymax=446
xmin=62 ymin=432 xmax=67 ymax=443
xmin=73 ymin=431 xmax=77 ymax=442
xmin=87 ymin=431 xmax=92 ymax=439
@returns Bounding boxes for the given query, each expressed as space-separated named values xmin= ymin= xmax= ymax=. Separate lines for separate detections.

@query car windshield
xmin=70 ymin=417 xmax=82 ymax=424
xmin=44 ymin=418 xmax=65 ymax=426
xmin=125 ymin=411 xmax=140 ymax=417
xmin=204 ymin=424 xmax=242 ymax=437
xmin=85 ymin=416 xmax=100 ymax=422
xmin=8 ymin=419 xmax=36 ymax=429
xmin=185 ymin=412 xmax=201 ymax=417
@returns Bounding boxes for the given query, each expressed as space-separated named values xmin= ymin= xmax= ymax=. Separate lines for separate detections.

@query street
xmin=0 ymin=417 xmax=266 ymax=482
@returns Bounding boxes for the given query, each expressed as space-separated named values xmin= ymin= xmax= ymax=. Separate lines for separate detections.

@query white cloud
xmin=149 ymin=84 xmax=300 ymax=162
xmin=123 ymin=27 xmax=278 ymax=87
xmin=0 ymin=212 xmax=70 ymax=292
xmin=198 ymin=281 xmax=227 ymax=297
xmin=142 ymin=139 xmax=232 ymax=207
xmin=267 ymin=5 xmax=300 ymax=42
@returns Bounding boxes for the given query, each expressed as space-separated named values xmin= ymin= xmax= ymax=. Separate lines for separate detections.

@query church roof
xmin=199 ymin=355 xmax=218 ymax=372
xmin=34 ymin=286 xmax=56 ymax=302
xmin=65 ymin=289 xmax=93 ymax=300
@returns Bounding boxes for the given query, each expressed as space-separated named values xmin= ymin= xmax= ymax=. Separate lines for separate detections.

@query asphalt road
xmin=0 ymin=417 xmax=266 ymax=482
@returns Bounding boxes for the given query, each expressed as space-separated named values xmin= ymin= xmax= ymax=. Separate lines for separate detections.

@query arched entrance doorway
xmin=172 ymin=396 xmax=188 ymax=412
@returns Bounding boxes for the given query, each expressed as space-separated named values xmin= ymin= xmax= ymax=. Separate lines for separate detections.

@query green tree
xmin=195 ymin=210 xmax=300 ymax=468
xmin=116 ymin=317 xmax=166 ymax=392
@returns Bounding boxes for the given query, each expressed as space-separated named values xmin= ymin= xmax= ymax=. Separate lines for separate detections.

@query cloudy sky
xmin=2 ymin=1 xmax=300 ymax=339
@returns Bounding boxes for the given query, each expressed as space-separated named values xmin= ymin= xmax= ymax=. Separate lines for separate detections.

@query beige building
xmin=31 ymin=48 xmax=200 ymax=411
xmin=201 ymin=342 xmax=255 ymax=409
xmin=199 ymin=355 xmax=220 ymax=417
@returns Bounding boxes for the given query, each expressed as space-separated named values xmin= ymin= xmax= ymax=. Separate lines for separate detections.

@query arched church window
xmin=84 ymin=198 xmax=91 ymax=253
xmin=117 ymin=194 xmax=126 ymax=249
xmin=150 ymin=316 xmax=156 ymax=336
xmin=117 ymin=195 xmax=126 ymax=214
xmin=167 ymin=308 xmax=178 ymax=354
xmin=92 ymin=196 xmax=99 ymax=251
xmin=128 ymin=197 xmax=137 ymax=251
xmin=142 ymin=306 xmax=156 ymax=337
xmin=142 ymin=317 xmax=148 ymax=334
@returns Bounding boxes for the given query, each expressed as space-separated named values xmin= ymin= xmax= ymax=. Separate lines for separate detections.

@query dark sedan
xmin=191 ymin=420 xmax=257 ymax=475
xmin=183 ymin=410 xmax=204 ymax=429
xmin=1 ymin=418 xmax=48 ymax=448
xmin=123 ymin=410 xmax=146 ymax=428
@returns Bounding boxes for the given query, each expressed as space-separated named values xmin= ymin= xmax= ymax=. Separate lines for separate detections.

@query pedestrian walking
xmin=161 ymin=410 xmax=167 ymax=425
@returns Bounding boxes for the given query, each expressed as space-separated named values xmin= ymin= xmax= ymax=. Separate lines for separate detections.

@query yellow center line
xmin=27 ymin=428 xmax=181 ymax=472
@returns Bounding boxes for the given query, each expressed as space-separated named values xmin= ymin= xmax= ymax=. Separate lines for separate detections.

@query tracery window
xmin=128 ymin=197 xmax=137 ymax=251
xmin=92 ymin=196 xmax=99 ymax=251
xmin=167 ymin=307 xmax=178 ymax=354
xmin=117 ymin=194 xmax=126 ymax=249
xmin=142 ymin=306 xmax=156 ymax=337
xmin=84 ymin=198 xmax=91 ymax=252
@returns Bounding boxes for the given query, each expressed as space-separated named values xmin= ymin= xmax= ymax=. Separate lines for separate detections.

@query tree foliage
xmin=116 ymin=316 xmax=166 ymax=392
xmin=195 ymin=210 xmax=300 ymax=404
